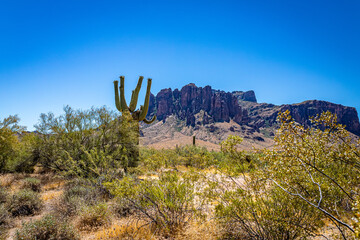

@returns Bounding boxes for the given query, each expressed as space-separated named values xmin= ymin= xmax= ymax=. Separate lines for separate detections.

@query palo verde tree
xmin=263 ymin=110 xmax=360 ymax=239
xmin=0 ymin=115 xmax=26 ymax=172
xmin=113 ymin=76 xmax=156 ymax=171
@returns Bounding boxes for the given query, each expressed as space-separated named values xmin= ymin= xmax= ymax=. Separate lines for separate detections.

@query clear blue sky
xmin=1 ymin=0 xmax=359 ymax=130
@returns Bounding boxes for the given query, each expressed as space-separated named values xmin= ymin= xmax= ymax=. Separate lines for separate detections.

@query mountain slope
xmin=141 ymin=83 xmax=360 ymax=149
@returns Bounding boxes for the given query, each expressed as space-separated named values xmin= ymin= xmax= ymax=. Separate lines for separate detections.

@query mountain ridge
xmin=141 ymin=83 xmax=360 ymax=149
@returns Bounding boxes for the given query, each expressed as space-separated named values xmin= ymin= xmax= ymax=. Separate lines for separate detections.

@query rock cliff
xmin=145 ymin=83 xmax=360 ymax=138
xmin=148 ymin=83 xmax=250 ymax=127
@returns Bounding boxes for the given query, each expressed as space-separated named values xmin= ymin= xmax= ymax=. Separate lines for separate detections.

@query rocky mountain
xmin=141 ymin=83 xmax=360 ymax=150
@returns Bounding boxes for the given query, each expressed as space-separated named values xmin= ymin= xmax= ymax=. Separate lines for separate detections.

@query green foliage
xmin=262 ymin=110 xmax=360 ymax=236
xmin=7 ymin=189 xmax=43 ymax=216
xmin=220 ymin=135 xmax=244 ymax=157
xmin=0 ymin=115 xmax=24 ymax=172
xmin=179 ymin=145 xmax=215 ymax=168
xmin=0 ymin=115 xmax=26 ymax=132
xmin=219 ymin=135 xmax=257 ymax=175
xmin=354 ymin=198 xmax=360 ymax=239
xmin=117 ymin=110 xmax=140 ymax=173
xmin=34 ymin=106 xmax=139 ymax=178
xmin=15 ymin=214 xmax=80 ymax=240
xmin=77 ymin=202 xmax=111 ymax=229
xmin=139 ymin=145 xmax=221 ymax=172
xmin=0 ymin=115 xmax=39 ymax=173
xmin=113 ymin=76 xmax=157 ymax=173
xmin=214 ymin=177 xmax=323 ymax=239
xmin=105 ymin=171 xmax=206 ymax=237
xmin=11 ymin=133 xmax=40 ymax=173
xmin=56 ymin=181 xmax=102 ymax=217
xmin=22 ymin=177 xmax=41 ymax=192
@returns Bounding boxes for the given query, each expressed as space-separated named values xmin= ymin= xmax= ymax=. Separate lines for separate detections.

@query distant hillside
xmin=140 ymin=83 xmax=360 ymax=150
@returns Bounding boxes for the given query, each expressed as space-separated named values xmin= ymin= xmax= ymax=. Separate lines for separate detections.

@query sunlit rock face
xmin=147 ymin=83 xmax=360 ymax=136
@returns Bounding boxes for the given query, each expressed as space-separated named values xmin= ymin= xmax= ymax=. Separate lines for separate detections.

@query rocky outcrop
xmin=246 ymin=100 xmax=360 ymax=135
xmin=147 ymin=83 xmax=249 ymax=126
xmin=147 ymin=84 xmax=360 ymax=136
xmin=232 ymin=90 xmax=257 ymax=102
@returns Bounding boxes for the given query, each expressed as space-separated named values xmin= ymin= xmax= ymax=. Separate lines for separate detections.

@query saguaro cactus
xmin=113 ymin=76 xmax=156 ymax=172
xmin=114 ymin=76 xmax=156 ymax=124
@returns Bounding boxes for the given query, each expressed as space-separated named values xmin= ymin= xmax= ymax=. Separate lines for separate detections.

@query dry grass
xmin=175 ymin=219 xmax=221 ymax=240
xmin=137 ymin=174 xmax=159 ymax=180
xmin=92 ymin=218 xmax=221 ymax=240
xmin=93 ymin=219 xmax=154 ymax=240
xmin=41 ymin=190 xmax=63 ymax=202
xmin=76 ymin=203 xmax=111 ymax=231
xmin=0 ymin=174 xmax=15 ymax=188
xmin=42 ymin=181 xmax=65 ymax=191
xmin=0 ymin=174 xmax=28 ymax=192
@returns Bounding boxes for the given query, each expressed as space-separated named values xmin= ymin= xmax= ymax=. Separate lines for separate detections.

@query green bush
xmin=10 ymin=133 xmax=40 ymax=173
xmin=178 ymin=145 xmax=215 ymax=168
xmin=22 ymin=178 xmax=41 ymax=192
xmin=0 ymin=115 xmax=25 ymax=172
xmin=354 ymin=198 xmax=360 ymax=239
xmin=139 ymin=145 xmax=221 ymax=172
xmin=56 ymin=182 xmax=101 ymax=217
xmin=15 ymin=214 xmax=79 ymax=240
xmin=106 ymin=171 xmax=206 ymax=237
xmin=7 ymin=189 xmax=43 ymax=216
xmin=262 ymin=111 xmax=360 ymax=236
xmin=213 ymin=177 xmax=323 ymax=239
xmin=77 ymin=202 xmax=111 ymax=230
xmin=112 ymin=199 xmax=133 ymax=218
xmin=33 ymin=106 xmax=137 ymax=178
xmin=218 ymin=135 xmax=259 ymax=175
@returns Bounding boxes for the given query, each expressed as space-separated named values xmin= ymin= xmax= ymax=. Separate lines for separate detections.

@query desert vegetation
xmin=0 ymin=80 xmax=359 ymax=239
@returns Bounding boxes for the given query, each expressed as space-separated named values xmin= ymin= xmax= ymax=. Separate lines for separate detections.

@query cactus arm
xmin=129 ymin=76 xmax=144 ymax=112
xmin=119 ymin=76 xmax=129 ymax=111
xmin=138 ymin=78 xmax=152 ymax=121
xmin=143 ymin=115 xmax=156 ymax=124
xmin=113 ymin=80 xmax=122 ymax=112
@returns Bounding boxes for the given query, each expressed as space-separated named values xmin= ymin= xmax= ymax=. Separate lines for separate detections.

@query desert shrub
xmin=0 ymin=204 xmax=10 ymax=240
xmin=7 ymin=189 xmax=43 ymax=216
xmin=139 ymin=145 xmax=220 ymax=172
xmin=0 ymin=187 xmax=8 ymax=204
xmin=112 ymin=199 xmax=134 ymax=218
xmin=0 ymin=115 xmax=39 ymax=173
xmin=177 ymin=145 xmax=215 ymax=168
xmin=220 ymin=135 xmax=244 ymax=158
xmin=22 ymin=177 xmax=41 ymax=192
xmin=262 ymin=111 xmax=360 ymax=237
xmin=212 ymin=176 xmax=324 ymax=240
xmin=218 ymin=135 xmax=259 ymax=174
xmin=15 ymin=214 xmax=79 ymax=240
xmin=139 ymin=148 xmax=170 ymax=171
xmin=106 ymin=171 xmax=206 ymax=237
xmin=10 ymin=133 xmax=40 ymax=173
xmin=34 ymin=106 xmax=138 ymax=179
xmin=94 ymin=221 xmax=154 ymax=240
xmin=55 ymin=181 xmax=102 ymax=217
xmin=353 ymin=198 xmax=360 ymax=239
xmin=0 ymin=204 xmax=9 ymax=227
xmin=77 ymin=202 xmax=111 ymax=230
xmin=0 ymin=115 xmax=26 ymax=172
